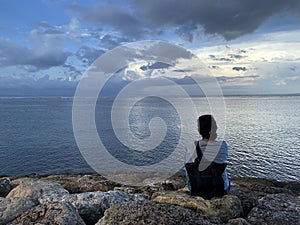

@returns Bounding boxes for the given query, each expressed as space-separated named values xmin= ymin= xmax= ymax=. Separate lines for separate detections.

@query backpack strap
xmin=195 ymin=141 xmax=203 ymax=163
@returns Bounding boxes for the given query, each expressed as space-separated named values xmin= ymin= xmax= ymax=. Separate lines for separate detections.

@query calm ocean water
xmin=0 ymin=96 xmax=299 ymax=181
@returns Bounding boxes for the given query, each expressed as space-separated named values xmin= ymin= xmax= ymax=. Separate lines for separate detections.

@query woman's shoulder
xmin=216 ymin=140 xmax=228 ymax=151
xmin=219 ymin=140 xmax=228 ymax=148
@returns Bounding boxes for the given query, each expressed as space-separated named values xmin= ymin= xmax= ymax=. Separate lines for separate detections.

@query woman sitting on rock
xmin=184 ymin=114 xmax=230 ymax=198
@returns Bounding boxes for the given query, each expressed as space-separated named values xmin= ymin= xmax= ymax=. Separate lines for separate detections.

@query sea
xmin=0 ymin=95 xmax=299 ymax=182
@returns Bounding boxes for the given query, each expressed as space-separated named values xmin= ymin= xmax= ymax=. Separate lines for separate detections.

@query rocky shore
xmin=0 ymin=173 xmax=299 ymax=225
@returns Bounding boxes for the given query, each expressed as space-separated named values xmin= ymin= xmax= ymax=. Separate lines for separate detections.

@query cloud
xmin=228 ymin=53 xmax=247 ymax=59
xmin=0 ymin=34 xmax=71 ymax=71
xmin=37 ymin=21 xmax=66 ymax=35
xmin=76 ymin=46 xmax=105 ymax=64
xmin=209 ymin=55 xmax=233 ymax=62
xmin=70 ymin=0 xmax=300 ymax=40
xmin=0 ymin=18 xmax=106 ymax=75
xmin=100 ymin=34 xmax=130 ymax=49
xmin=69 ymin=3 xmax=143 ymax=38
xmin=274 ymin=79 xmax=287 ymax=86
xmin=217 ymin=75 xmax=259 ymax=82
xmin=232 ymin=66 xmax=247 ymax=71
xmin=175 ymin=22 xmax=198 ymax=42
xmin=140 ymin=62 xmax=171 ymax=71
xmin=0 ymin=75 xmax=77 ymax=96
xmin=289 ymin=66 xmax=296 ymax=71
xmin=209 ymin=65 xmax=220 ymax=69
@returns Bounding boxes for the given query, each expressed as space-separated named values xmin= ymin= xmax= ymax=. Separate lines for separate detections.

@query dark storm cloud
xmin=175 ymin=22 xmax=198 ymax=42
xmin=0 ymin=39 xmax=71 ymax=70
xmin=132 ymin=0 xmax=300 ymax=40
xmin=71 ymin=0 xmax=300 ymax=40
xmin=140 ymin=62 xmax=171 ymax=71
xmin=69 ymin=3 xmax=143 ymax=38
xmin=232 ymin=66 xmax=247 ymax=71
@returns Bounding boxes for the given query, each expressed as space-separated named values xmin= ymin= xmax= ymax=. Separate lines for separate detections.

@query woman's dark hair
xmin=198 ymin=114 xmax=218 ymax=140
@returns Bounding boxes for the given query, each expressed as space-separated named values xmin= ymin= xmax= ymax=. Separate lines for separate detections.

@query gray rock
xmin=232 ymin=178 xmax=295 ymax=195
xmin=152 ymin=190 xmax=243 ymax=222
xmin=247 ymin=193 xmax=300 ymax=225
xmin=230 ymin=179 xmax=298 ymax=217
xmin=8 ymin=201 xmax=85 ymax=225
xmin=10 ymin=177 xmax=36 ymax=186
xmin=42 ymin=174 xmax=118 ymax=193
xmin=284 ymin=181 xmax=300 ymax=195
xmin=0 ymin=197 xmax=37 ymax=225
xmin=41 ymin=174 xmax=83 ymax=193
xmin=114 ymin=184 xmax=164 ymax=200
xmin=0 ymin=178 xmax=13 ymax=197
xmin=136 ymin=184 xmax=161 ymax=200
xmin=39 ymin=190 xmax=145 ymax=225
xmin=229 ymin=185 xmax=261 ymax=216
xmin=96 ymin=200 xmax=220 ymax=225
xmin=76 ymin=174 xmax=118 ymax=193
xmin=114 ymin=186 xmax=137 ymax=194
xmin=209 ymin=195 xmax=244 ymax=222
xmin=6 ymin=180 xmax=69 ymax=201
xmin=160 ymin=172 xmax=186 ymax=191
xmin=227 ymin=218 xmax=250 ymax=225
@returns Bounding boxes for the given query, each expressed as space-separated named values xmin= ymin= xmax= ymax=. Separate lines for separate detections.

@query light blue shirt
xmin=185 ymin=140 xmax=231 ymax=192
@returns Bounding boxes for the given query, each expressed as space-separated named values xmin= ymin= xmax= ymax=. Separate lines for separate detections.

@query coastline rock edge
xmin=0 ymin=173 xmax=299 ymax=225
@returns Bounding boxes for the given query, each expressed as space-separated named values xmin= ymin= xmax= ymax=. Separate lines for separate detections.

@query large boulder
xmin=96 ymin=200 xmax=220 ymax=225
xmin=247 ymin=193 xmax=300 ymax=225
xmin=230 ymin=178 xmax=299 ymax=217
xmin=6 ymin=180 xmax=69 ymax=201
xmin=152 ymin=190 xmax=243 ymax=222
xmin=8 ymin=201 xmax=85 ymax=225
xmin=9 ymin=177 xmax=36 ymax=186
xmin=42 ymin=174 xmax=118 ymax=193
xmin=0 ymin=197 xmax=37 ymax=225
xmin=39 ymin=190 xmax=144 ymax=225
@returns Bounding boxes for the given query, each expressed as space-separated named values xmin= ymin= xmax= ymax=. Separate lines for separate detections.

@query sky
xmin=0 ymin=0 xmax=300 ymax=96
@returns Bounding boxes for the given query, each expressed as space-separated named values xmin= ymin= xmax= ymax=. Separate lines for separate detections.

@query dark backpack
xmin=185 ymin=142 xmax=227 ymax=199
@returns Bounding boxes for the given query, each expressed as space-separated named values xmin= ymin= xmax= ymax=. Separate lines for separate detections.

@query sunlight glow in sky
xmin=0 ymin=0 xmax=300 ymax=96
